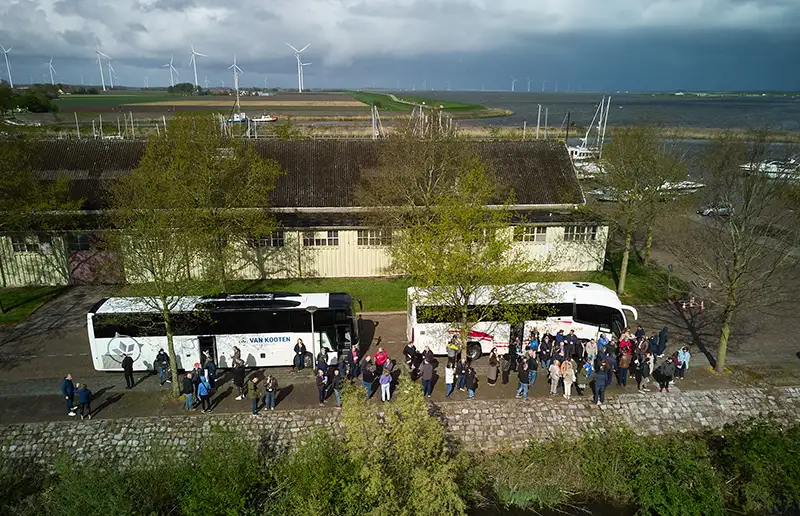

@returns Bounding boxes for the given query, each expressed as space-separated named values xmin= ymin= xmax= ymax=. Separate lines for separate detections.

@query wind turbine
xmin=1 ymin=45 xmax=13 ymax=87
xmin=204 ymin=76 xmax=210 ymax=88
xmin=144 ymin=76 xmax=149 ymax=88
xmin=527 ymin=77 xmax=531 ymax=92
xmin=228 ymin=54 xmax=243 ymax=110
xmin=163 ymin=55 xmax=178 ymax=87
xmin=300 ymin=62 xmax=311 ymax=91
xmin=95 ymin=38 xmax=110 ymax=91
xmin=285 ymin=42 xmax=309 ymax=93
xmin=263 ymin=78 xmax=268 ymax=89
xmin=107 ymin=60 xmax=117 ymax=88
xmin=511 ymin=77 xmax=517 ymax=92
xmin=188 ymin=44 xmax=206 ymax=87
xmin=45 ymin=57 xmax=57 ymax=85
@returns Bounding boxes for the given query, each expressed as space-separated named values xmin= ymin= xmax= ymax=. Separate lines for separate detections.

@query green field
xmin=348 ymin=91 xmax=485 ymax=112
xmin=54 ymin=93 xmax=177 ymax=108
xmin=0 ymin=286 xmax=66 ymax=325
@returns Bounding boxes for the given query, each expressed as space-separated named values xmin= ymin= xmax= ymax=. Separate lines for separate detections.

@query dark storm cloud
xmin=59 ymin=29 xmax=94 ymax=46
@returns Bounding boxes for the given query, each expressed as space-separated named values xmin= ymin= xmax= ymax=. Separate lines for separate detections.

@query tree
xmin=601 ymin=125 xmax=687 ymax=294
xmin=666 ymin=132 xmax=800 ymax=372
xmin=107 ymin=114 xmax=283 ymax=395
xmin=360 ymin=113 xmax=547 ymax=353
xmin=340 ymin=376 xmax=466 ymax=516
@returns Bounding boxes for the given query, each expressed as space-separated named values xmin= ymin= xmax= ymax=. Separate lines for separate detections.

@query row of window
xmin=6 ymin=226 xmax=598 ymax=254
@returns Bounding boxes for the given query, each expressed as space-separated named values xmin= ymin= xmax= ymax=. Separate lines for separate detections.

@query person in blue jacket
xmin=77 ymin=383 xmax=93 ymax=420
xmin=61 ymin=374 xmax=76 ymax=417
xmin=197 ymin=375 xmax=213 ymax=413
xmin=592 ymin=361 xmax=609 ymax=406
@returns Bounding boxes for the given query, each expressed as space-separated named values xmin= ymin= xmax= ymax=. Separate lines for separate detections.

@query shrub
xmin=578 ymin=425 xmax=640 ymax=504
xmin=711 ymin=418 xmax=800 ymax=514
xmin=631 ymin=435 xmax=725 ymax=516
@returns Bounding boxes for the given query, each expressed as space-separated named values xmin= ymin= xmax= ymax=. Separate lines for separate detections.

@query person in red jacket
xmin=374 ymin=347 xmax=388 ymax=374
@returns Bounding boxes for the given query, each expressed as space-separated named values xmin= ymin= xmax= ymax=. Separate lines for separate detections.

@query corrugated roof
xmin=29 ymin=139 xmax=583 ymax=210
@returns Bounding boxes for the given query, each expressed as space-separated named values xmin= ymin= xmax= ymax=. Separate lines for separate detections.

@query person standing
xmin=294 ymin=338 xmax=306 ymax=370
xmin=562 ymin=360 xmax=576 ymax=400
xmin=633 ymin=354 xmax=648 ymax=393
xmin=593 ymin=362 xmax=609 ymax=406
xmin=676 ymin=346 xmax=691 ymax=380
xmin=61 ymin=374 xmax=76 ymax=417
xmin=191 ymin=363 xmax=202 ymax=397
xmin=444 ymin=360 xmax=455 ymax=399
xmin=548 ymin=360 xmax=562 ymax=396
xmin=328 ymin=350 xmax=339 ymax=378
xmin=121 ymin=354 xmax=135 ymax=389
xmin=515 ymin=361 xmax=530 ymax=401
xmin=527 ymin=351 xmax=539 ymax=388
xmin=204 ymin=356 xmax=217 ymax=389
xmin=422 ymin=345 xmax=434 ymax=363
xmin=264 ymin=375 xmax=278 ymax=411
xmin=420 ymin=359 xmax=434 ymax=398
xmin=77 ymin=383 xmax=92 ymax=420
xmin=465 ymin=366 xmax=477 ymax=400
xmin=197 ymin=375 xmax=212 ymax=413
xmin=231 ymin=345 xmax=242 ymax=366
xmin=487 ymin=348 xmax=499 ymax=386
xmin=658 ymin=326 xmax=669 ymax=357
xmin=380 ymin=369 xmax=392 ymax=402
xmin=446 ymin=336 xmax=459 ymax=362
xmin=248 ymin=377 xmax=262 ymax=417
xmin=577 ymin=360 xmax=590 ymax=396
xmin=509 ymin=336 xmax=519 ymax=372
xmin=618 ymin=351 xmax=632 ymax=387
xmin=456 ymin=357 xmax=468 ymax=391
xmin=361 ymin=356 xmax=375 ymax=399
xmin=347 ymin=344 xmax=360 ymax=380
xmin=316 ymin=349 xmax=328 ymax=374
xmin=155 ymin=348 xmax=170 ymax=386
xmin=182 ymin=372 xmax=195 ymax=410
xmin=657 ymin=357 xmax=676 ymax=393
xmin=332 ymin=369 xmax=344 ymax=408
xmin=403 ymin=341 xmax=418 ymax=371
xmin=374 ymin=347 xmax=388 ymax=374
xmin=233 ymin=360 xmax=246 ymax=400
xmin=316 ymin=370 xmax=328 ymax=406
xmin=500 ymin=354 xmax=511 ymax=385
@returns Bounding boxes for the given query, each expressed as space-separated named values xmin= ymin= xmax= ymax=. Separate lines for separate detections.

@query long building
xmin=0 ymin=139 xmax=608 ymax=287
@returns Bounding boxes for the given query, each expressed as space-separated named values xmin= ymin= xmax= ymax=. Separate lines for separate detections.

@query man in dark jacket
xmin=182 ymin=372 xmax=195 ymax=410
xmin=61 ymin=374 xmax=76 ymax=417
xmin=420 ymin=359 xmax=434 ymax=398
xmin=361 ymin=356 xmax=376 ymax=399
xmin=658 ymin=326 xmax=669 ymax=357
xmin=121 ymin=354 xmax=135 ymax=389
xmin=347 ymin=344 xmax=360 ymax=380
xmin=204 ymin=358 xmax=218 ymax=389
xmin=403 ymin=342 xmax=418 ymax=368
xmin=316 ymin=370 xmax=328 ymax=406
xmin=248 ymin=377 xmax=262 ymax=416
xmin=233 ymin=360 xmax=246 ymax=400
xmin=635 ymin=325 xmax=646 ymax=340
xmin=77 ymin=383 xmax=92 ymax=420
xmin=465 ymin=367 xmax=477 ymax=400
xmin=155 ymin=348 xmax=170 ymax=385
xmin=565 ymin=330 xmax=579 ymax=358
xmin=332 ymin=369 xmax=345 ymax=407
xmin=592 ymin=362 xmax=609 ymax=405
xmin=294 ymin=339 xmax=306 ymax=370
xmin=263 ymin=375 xmax=278 ymax=411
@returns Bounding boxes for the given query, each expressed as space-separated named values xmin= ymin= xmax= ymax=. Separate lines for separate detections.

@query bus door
xmin=335 ymin=308 xmax=353 ymax=352
xmin=199 ymin=335 xmax=217 ymax=364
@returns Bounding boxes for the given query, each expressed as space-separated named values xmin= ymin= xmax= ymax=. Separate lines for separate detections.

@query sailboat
xmin=569 ymin=97 xmax=611 ymax=179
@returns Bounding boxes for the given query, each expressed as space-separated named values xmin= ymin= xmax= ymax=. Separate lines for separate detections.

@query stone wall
xmin=2 ymin=387 xmax=799 ymax=465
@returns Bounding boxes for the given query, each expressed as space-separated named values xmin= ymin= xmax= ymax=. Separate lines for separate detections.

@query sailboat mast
xmin=599 ymin=96 xmax=611 ymax=159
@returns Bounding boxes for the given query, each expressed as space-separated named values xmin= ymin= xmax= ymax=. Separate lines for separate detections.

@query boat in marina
xmin=569 ymin=96 xmax=611 ymax=179
xmin=740 ymin=157 xmax=799 ymax=181
xmin=252 ymin=114 xmax=278 ymax=123
xmin=589 ymin=178 xmax=705 ymax=202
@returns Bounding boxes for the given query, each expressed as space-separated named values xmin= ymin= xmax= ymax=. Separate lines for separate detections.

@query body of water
xmin=394 ymin=91 xmax=800 ymax=131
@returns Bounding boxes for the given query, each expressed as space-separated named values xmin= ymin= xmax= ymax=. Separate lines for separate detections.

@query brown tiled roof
xmin=29 ymin=139 xmax=583 ymax=210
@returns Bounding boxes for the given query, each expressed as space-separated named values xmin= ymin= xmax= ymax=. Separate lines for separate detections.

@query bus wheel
xmin=303 ymin=353 xmax=314 ymax=369
xmin=467 ymin=343 xmax=482 ymax=361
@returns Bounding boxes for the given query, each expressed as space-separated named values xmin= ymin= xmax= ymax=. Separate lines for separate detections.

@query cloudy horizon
xmin=1 ymin=0 xmax=799 ymax=91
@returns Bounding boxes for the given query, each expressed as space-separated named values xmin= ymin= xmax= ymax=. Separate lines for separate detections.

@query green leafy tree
xmin=340 ymin=376 xmax=466 ymax=516
xmin=360 ymin=115 xmax=547 ymax=353
xmin=666 ymin=132 xmax=800 ymax=372
xmin=601 ymin=125 xmax=687 ymax=294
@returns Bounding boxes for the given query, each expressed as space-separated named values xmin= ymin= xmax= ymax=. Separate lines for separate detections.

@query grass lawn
xmin=348 ymin=91 xmax=485 ymax=113
xmin=0 ymin=286 xmax=67 ymax=325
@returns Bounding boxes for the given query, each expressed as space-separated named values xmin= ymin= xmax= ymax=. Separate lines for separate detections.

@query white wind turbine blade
xmin=298 ymin=43 xmax=310 ymax=53
xmin=97 ymin=51 xmax=111 ymax=60
xmin=194 ymin=51 xmax=207 ymax=57
xmin=285 ymin=42 xmax=300 ymax=53
xmin=0 ymin=45 xmax=10 ymax=53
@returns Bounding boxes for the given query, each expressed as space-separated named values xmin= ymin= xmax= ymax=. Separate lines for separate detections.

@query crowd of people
xmin=60 ymin=324 xmax=691 ymax=418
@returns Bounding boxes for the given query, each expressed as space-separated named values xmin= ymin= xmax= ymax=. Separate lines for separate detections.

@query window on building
xmin=514 ymin=226 xmax=547 ymax=243
xmin=67 ymin=233 xmax=92 ymax=253
xmin=357 ymin=229 xmax=393 ymax=246
xmin=10 ymin=235 xmax=48 ymax=253
xmin=564 ymin=225 xmax=597 ymax=243
xmin=249 ymin=232 xmax=285 ymax=248
xmin=303 ymin=230 xmax=339 ymax=247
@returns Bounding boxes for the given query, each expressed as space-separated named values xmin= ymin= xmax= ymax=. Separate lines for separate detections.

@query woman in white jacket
xmin=549 ymin=360 xmax=562 ymax=396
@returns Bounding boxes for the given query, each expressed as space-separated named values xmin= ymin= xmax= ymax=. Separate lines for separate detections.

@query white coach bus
xmin=407 ymin=282 xmax=638 ymax=360
xmin=87 ymin=292 xmax=361 ymax=372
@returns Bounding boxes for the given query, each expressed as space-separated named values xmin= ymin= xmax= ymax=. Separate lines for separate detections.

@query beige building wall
xmin=0 ymin=235 xmax=71 ymax=287
xmin=510 ymin=225 xmax=609 ymax=272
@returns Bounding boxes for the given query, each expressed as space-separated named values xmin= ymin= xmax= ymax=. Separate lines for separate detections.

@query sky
xmin=1 ymin=0 xmax=799 ymax=92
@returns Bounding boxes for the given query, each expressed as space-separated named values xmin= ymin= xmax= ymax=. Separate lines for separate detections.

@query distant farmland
xmin=54 ymin=93 xmax=176 ymax=108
